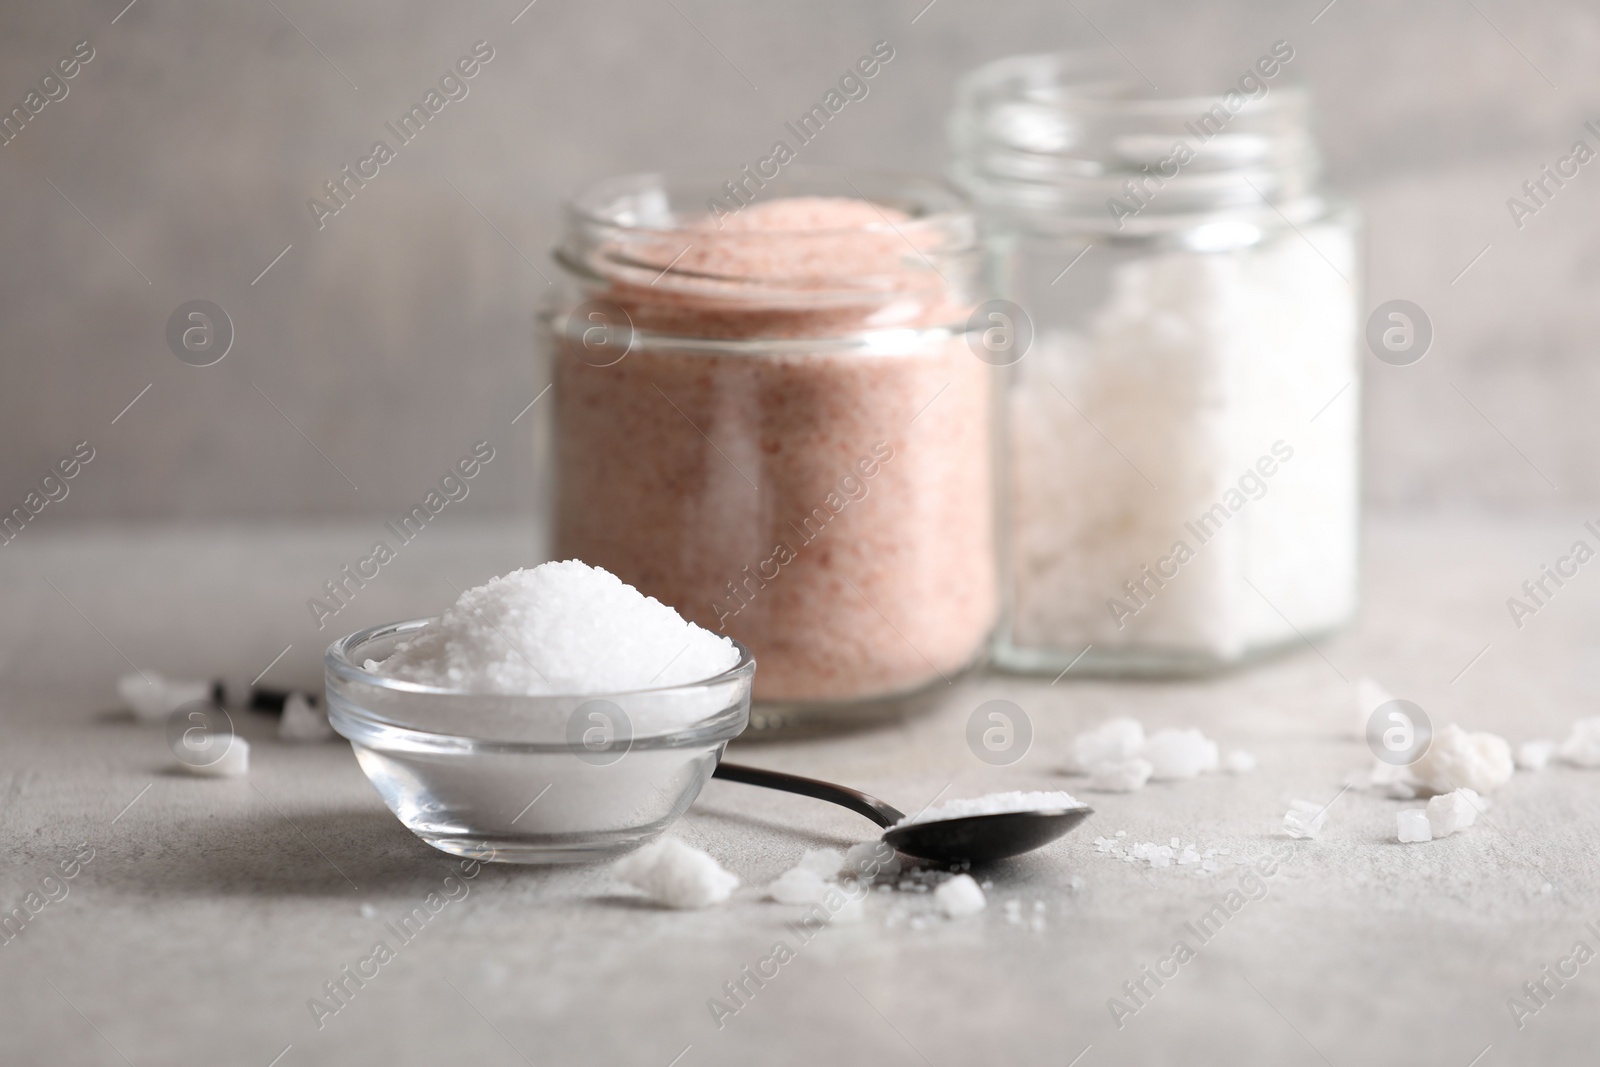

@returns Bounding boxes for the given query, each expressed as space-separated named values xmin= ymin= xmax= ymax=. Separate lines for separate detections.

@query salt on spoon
xmin=712 ymin=764 xmax=1092 ymax=865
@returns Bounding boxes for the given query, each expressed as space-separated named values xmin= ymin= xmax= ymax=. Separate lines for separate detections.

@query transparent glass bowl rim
xmin=326 ymin=618 xmax=755 ymax=749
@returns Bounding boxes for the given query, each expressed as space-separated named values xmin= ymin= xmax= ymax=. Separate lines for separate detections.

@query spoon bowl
xmin=884 ymin=806 xmax=1095 ymax=865
xmin=713 ymin=761 xmax=1094 ymax=866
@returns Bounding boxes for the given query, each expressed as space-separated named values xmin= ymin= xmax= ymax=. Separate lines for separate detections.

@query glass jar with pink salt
xmin=543 ymin=169 xmax=995 ymax=732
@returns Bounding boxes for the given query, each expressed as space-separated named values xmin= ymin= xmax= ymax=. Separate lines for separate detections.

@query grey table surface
xmin=1 ymin=514 xmax=1597 ymax=1067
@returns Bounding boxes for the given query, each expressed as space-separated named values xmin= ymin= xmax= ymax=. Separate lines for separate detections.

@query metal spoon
xmin=713 ymin=761 xmax=1094 ymax=865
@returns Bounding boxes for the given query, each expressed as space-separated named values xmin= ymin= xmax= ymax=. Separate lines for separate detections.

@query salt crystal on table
xmin=1088 ymin=758 xmax=1153 ymax=793
xmin=118 ymin=671 xmax=213 ymax=724
xmin=1069 ymin=876 xmax=1086 ymax=891
xmin=1397 ymin=809 xmax=1432 ymax=843
xmin=613 ymin=837 xmax=738 ymax=909
xmin=1516 ymin=740 xmax=1555 ymax=771
xmin=1223 ymin=750 xmax=1257 ymax=774
xmin=177 ymin=737 xmax=249 ymax=778
xmin=279 ymin=692 xmax=333 ymax=742
xmin=844 ymin=840 xmax=900 ymax=881
xmin=1069 ymin=717 xmax=1145 ymax=772
xmin=1283 ymin=799 xmax=1327 ymax=839
xmin=1413 ymin=724 xmax=1514 ymax=794
xmin=1559 ymin=718 xmax=1600 ymax=767
xmin=795 ymin=848 xmax=845 ymax=878
xmin=1426 ymin=788 xmax=1481 ymax=837
xmin=768 ymin=866 xmax=831 ymax=905
xmin=1143 ymin=728 xmax=1219 ymax=780
xmin=935 ymin=874 xmax=986 ymax=918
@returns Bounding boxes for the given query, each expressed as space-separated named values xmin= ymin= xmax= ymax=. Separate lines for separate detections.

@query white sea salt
xmin=1282 ymin=799 xmax=1326 ymax=839
xmin=1516 ymin=740 xmax=1555 ymax=771
xmin=118 ymin=671 xmax=212 ymax=724
xmin=176 ymin=736 xmax=249 ymax=778
xmin=844 ymin=840 xmax=900 ymax=881
xmin=935 ymin=874 xmax=986 ymax=918
xmin=613 ymin=837 xmax=738 ymax=909
xmin=279 ymin=692 xmax=333 ymax=742
xmin=1396 ymin=809 xmax=1431 ymax=843
xmin=795 ymin=848 xmax=845 ymax=878
xmin=894 ymin=791 xmax=1081 ymax=828
xmin=1088 ymin=758 xmax=1154 ymax=793
xmin=1425 ymin=789 xmax=1482 ymax=838
xmin=1007 ymin=234 xmax=1359 ymax=662
xmin=768 ymin=866 xmax=831 ymax=906
xmin=1223 ymin=750 xmax=1257 ymax=774
xmin=1413 ymin=723 xmax=1514 ymax=794
xmin=378 ymin=561 xmax=739 ymax=697
xmin=1069 ymin=718 xmax=1145 ymax=772
xmin=1144 ymin=728 xmax=1219 ymax=780
xmin=1560 ymin=718 xmax=1600 ymax=767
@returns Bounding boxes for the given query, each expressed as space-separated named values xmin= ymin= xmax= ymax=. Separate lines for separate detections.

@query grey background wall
xmin=1 ymin=0 xmax=1596 ymax=522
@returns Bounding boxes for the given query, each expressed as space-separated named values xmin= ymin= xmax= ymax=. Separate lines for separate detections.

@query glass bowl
xmin=325 ymin=619 xmax=755 ymax=864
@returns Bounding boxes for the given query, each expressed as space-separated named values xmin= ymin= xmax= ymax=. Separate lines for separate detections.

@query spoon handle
xmin=712 ymin=761 xmax=906 ymax=829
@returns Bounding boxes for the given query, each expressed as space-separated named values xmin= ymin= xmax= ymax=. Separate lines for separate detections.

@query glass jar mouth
xmin=563 ymin=166 xmax=974 ymax=240
xmin=555 ymin=166 xmax=980 ymax=337
xmin=949 ymin=50 xmax=1323 ymax=232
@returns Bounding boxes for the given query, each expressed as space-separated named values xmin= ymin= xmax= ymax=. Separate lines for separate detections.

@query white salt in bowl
xmin=326 ymin=619 xmax=755 ymax=864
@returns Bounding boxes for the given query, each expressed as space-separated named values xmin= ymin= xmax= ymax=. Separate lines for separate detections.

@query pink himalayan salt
xmin=556 ymin=195 xmax=993 ymax=704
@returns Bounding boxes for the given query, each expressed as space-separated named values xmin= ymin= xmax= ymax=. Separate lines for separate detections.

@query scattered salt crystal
xmin=1069 ymin=876 xmax=1086 ymax=892
xmin=1223 ymin=750 xmax=1257 ymax=774
xmin=118 ymin=671 xmax=212 ymax=724
xmin=1413 ymin=724 xmax=1514 ymax=794
xmin=768 ymin=866 xmax=831 ymax=905
xmin=1114 ymin=829 xmax=1126 ymax=838
xmin=1128 ymin=841 xmax=1175 ymax=868
xmin=359 ymin=903 xmax=377 ymax=919
xmin=935 ymin=874 xmax=986 ymax=918
xmin=1143 ymin=728 xmax=1219 ymax=780
xmin=795 ymin=848 xmax=845 ymax=878
xmin=279 ymin=692 xmax=334 ymax=742
xmin=895 ymin=791 xmax=1081 ymax=828
xmin=1003 ymin=899 xmax=1023 ymax=925
xmin=177 ymin=736 xmax=249 ymax=778
xmin=613 ymin=837 xmax=738 ymax=909
xmin=1396 ymin=809 xmax=1431 ymax=843
xmin=1516 ymin=740 xmax=1555 ymax=771
xmin=1541 ymin=883 xmax=1554 ymax=894
xmin=1069 ymin=717 xmax=1145 ymax=772
xmin=909 ymin=916 xmax=929 ymax=931
xmin=1559 ymin=718 xmax=1600 ymax=767
xmin=844 ymin=840 xmax=900 ymax=881
xmin=377 ymin=561 xmax=739 ymax=697
xmin=1282 ymin=799 xmax=1327 ymax=839
xmin=1425 ymin=788 xmax=1481 ymax=837
xmin=1087 ymin=758 xmax=1153 ymax=793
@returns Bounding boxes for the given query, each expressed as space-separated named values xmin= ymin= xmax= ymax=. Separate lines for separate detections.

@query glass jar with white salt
xmin=950 ymin=50 xmax=1361 ymax=675
xmin=542 ymin=170 xmax=995 ymax=730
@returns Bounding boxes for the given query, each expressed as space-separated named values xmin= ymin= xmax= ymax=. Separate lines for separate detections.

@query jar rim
xmin=562 ymin=166 xmax=974 ymax=239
